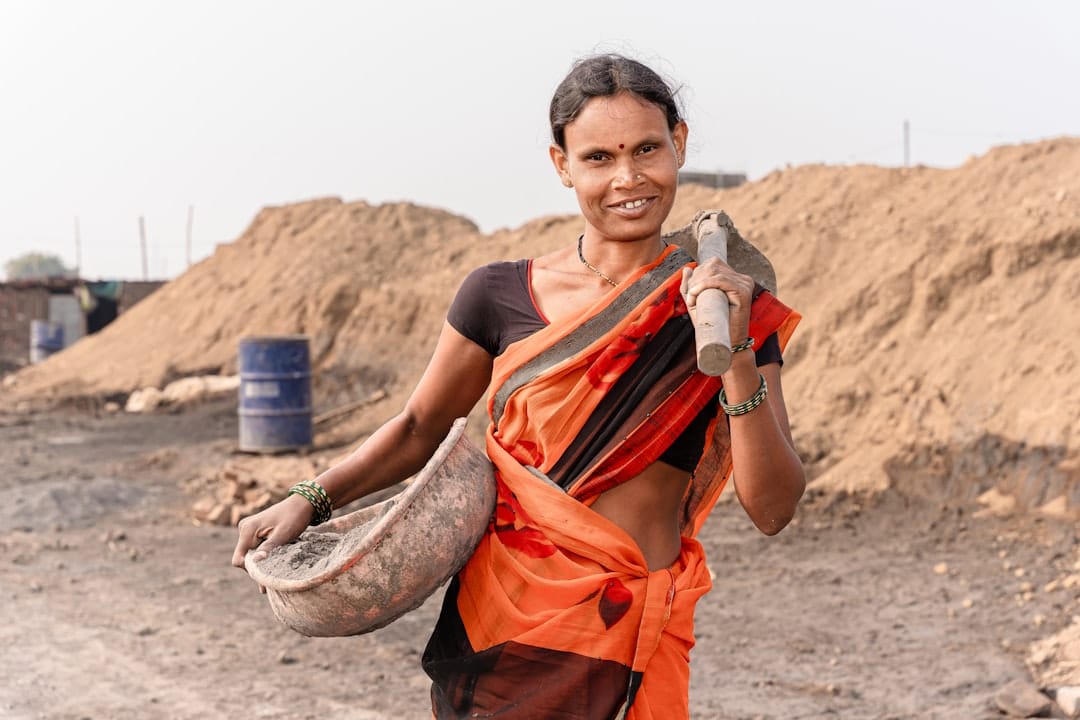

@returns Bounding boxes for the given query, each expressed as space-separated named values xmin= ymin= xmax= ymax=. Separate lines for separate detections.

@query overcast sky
xmin=1 ymin=1 xmax=1077 ymax=280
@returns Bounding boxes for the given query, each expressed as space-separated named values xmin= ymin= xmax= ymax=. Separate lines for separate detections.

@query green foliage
xmin=3 ymin=252 xmax=74 ymax=280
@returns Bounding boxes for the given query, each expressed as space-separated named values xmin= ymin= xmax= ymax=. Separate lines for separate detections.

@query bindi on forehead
xmin=619 ymin=143 xmax=624 ymax=149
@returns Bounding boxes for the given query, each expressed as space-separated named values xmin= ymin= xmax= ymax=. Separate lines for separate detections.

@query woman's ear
xmin=550 ymin=143 xmax=573 ymax=187
xmin=672 ymin=121 xmax=688 ymax=167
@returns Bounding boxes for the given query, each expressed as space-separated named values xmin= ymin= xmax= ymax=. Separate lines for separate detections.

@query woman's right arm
xmin=231 ymin=321 xmax=494 ymax=568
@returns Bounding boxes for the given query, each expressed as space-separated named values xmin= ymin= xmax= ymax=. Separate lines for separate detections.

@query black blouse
xmin=447 ymin=260 xmax=782 ymax=473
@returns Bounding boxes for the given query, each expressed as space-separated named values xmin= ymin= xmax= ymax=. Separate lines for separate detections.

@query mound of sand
xmin=10 ymin=138 xmax=1080 ymax=514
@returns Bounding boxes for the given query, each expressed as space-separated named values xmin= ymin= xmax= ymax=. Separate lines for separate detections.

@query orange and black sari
xmin=422 ymin=245 xmax=800 ymax=719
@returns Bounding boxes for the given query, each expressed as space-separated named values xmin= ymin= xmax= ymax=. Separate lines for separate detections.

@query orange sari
xmin=423 ymin=245 xmax=800 ymax=719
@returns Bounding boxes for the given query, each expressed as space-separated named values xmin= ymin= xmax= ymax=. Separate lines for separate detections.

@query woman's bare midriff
xmin=588 ymin=461 xmax=692 ymax=571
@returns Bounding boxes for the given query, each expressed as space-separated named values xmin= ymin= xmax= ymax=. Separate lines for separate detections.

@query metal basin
xmin=245 ymin=417 xmax=495 ymax=636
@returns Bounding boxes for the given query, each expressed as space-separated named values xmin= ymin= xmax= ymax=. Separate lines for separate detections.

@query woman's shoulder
xmin=448 ymin=259 xmax=538 ymax=357
xmin=458 ymin=259 xmax=530 ymax=294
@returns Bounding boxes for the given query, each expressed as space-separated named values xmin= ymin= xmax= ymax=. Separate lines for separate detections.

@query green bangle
xmin=731 ymin=337 xmax=755 ymax=353
xmin=287 ymin=486 xmax=327 ymax=525
xmin=288 ymin=481 xmax=333 ymax=525
xmin=719 ymin=373 xmax=768 ymax=416
xmin=303 ymin=481 xmax=333 ymax=523
xmin=297 ymin=479 xmax=331 ymax=507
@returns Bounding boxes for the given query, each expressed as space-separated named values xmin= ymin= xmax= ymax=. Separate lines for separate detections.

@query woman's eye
xmin=638 ymin=144 xmax=658 ymax=155
xmin=586 ymin=153 xmax=607 ymax=162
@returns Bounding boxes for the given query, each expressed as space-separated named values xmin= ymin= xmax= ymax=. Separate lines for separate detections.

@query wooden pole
xmin=186 ymin=205 xmax=194 ymax=268
xmin=903 ymin=120 xmax=910 ymax=167
xmin=139 ymin=216 xmax=148 ymax=280
xmin=74 ymin=216 xmax=81 ymax=278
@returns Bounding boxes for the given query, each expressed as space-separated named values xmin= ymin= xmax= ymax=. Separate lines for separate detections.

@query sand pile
xmin=10 ymin=137 xmax=1080 ymax=513
xmin=691 ymin=138 xmax=1080 ymax=516
xmin=8 ymin=199 xmax=591 ymax=415
xmin=693 ymin=138 xmax=1078 ymax=693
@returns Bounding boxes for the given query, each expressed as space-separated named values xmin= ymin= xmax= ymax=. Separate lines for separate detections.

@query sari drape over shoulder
xmin=423 ymin=245 xmax=800 ymax=719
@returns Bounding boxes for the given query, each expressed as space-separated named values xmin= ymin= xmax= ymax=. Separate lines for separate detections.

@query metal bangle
xmin=731 ymin=337 xmax=755 ymax=353
xmin=287 ymin=486 xmax=327 ymax=525
xmin=719 ymin=373 xmax=768 ymax=416
xmin=288 ymin=481 xmax=332 ymax=525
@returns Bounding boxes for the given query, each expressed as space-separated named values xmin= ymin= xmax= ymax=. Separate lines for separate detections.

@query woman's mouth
xmin=611 ymin=197 xmax=654 ymax=212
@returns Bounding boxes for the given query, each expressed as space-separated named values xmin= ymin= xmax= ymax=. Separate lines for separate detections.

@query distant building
xmin=678 ymin=170 xmax=748 ymax=189
xmin=0 ymin=278 xmax=165 ymax=372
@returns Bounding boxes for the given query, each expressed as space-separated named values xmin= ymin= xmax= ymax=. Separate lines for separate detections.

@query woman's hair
xmin=549 ymin=54 xmax=683 ymax=150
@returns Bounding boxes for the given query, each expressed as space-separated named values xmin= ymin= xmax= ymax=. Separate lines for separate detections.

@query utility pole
xmin=186 ymin=205 xmax=194 ymax=268
xmin=139 ymin=216 xmax=148 ymax=280
xmin=903 ymin=120 xmax=910 ymax=167
xmin=74 ymin=216 xmax=81 ymax=278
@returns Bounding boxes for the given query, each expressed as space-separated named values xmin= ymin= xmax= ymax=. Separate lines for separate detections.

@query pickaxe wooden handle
xmin=693 ymin=212 xmax=734 ymax=376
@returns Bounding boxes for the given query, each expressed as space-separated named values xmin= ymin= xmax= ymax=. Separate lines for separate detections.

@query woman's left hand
xmin=679 ymin=258 xmax=755 ymax=344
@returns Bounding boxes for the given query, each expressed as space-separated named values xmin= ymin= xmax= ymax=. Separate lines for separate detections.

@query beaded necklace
xmin=576 ymin=234 xmax=668 ymax=287
xmin=576 ymin=234 xmax=618 ymax=287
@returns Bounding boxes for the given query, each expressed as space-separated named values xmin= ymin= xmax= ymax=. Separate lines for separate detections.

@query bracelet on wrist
xmin=288 ymin=480 xmax=333 ymax=525
xmin=731 ymin=336 xmax=755 ymax=353
xmin=719 ymin=373 xmax=768 ymax=416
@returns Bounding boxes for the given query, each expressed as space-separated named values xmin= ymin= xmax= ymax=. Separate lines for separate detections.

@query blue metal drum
xmin=237 ymin=335 xmax=313 ymax=452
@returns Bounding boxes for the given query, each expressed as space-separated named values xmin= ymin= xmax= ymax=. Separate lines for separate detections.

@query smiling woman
xmin=549 ymin=57 xmax=687 ymax=257
xmin=552 ymin=91 xmax=686 ymax=251
xmin=233 ymin=52 xmax=804 ymax=719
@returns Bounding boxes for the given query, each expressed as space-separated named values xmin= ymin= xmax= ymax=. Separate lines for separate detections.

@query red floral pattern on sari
xmin=598 ymin=579 xmax=633 ymax=629
xmin=572 ymin=579 xmax=635 ymax=630
xmin=492 ymin=478 xmax=557 ymax=559
xmin=585 ymin=288 xmax=677 ymax=390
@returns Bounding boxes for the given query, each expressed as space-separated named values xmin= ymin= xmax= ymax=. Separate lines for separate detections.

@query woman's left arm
xmin=720 ymin=355 xmax=805 ymax=535
xmin=682 ymin=260 xmax=805 ymax=535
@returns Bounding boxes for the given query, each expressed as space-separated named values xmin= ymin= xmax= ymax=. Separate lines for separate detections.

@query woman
xmin=233 ymin=53 xmax=804 ymax=719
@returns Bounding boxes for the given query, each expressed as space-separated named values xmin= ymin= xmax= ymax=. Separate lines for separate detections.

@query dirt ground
xmin=1 ymin=397 xmax=1077 ymax=720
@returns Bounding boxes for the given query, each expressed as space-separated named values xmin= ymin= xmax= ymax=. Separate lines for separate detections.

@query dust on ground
xmin=1 ymin=398 xmax=1077 ymax=720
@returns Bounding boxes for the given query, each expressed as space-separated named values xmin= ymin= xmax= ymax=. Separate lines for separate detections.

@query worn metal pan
xmin=245 ymin=417 xmax=495 ymax=636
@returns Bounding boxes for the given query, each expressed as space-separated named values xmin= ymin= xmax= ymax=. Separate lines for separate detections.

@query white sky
xmin=1 ymin=1 xmax=1077 ymax=280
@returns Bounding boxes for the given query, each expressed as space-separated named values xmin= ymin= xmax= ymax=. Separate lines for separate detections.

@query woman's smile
xmin=608 ymin=195 xmax=657 ymax=216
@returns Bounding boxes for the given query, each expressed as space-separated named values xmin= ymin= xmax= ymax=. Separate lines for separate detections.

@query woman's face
xmin=551 ymin=92 xmax=687 ymax=244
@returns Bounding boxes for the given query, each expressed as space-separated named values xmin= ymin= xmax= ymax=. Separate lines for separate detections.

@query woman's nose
xmin=613 ymin=164 xmax=642 ymax=188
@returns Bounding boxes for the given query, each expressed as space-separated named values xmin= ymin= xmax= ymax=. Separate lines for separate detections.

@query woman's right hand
xmin=231 ymin=493 xmax=314 ymax=570
xmin=227 ymin=321 xmax=493 ymax=577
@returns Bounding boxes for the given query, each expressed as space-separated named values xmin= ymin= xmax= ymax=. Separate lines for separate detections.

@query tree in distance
xmin=4 ymin=252 xmax=74 ymax=281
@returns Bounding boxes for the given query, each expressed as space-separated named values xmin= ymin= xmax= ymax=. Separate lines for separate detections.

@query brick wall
xmin=0 ymin=279 xmax=166 ymax=371
xmin=0 ymin=284 xmax=59 ymax=371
